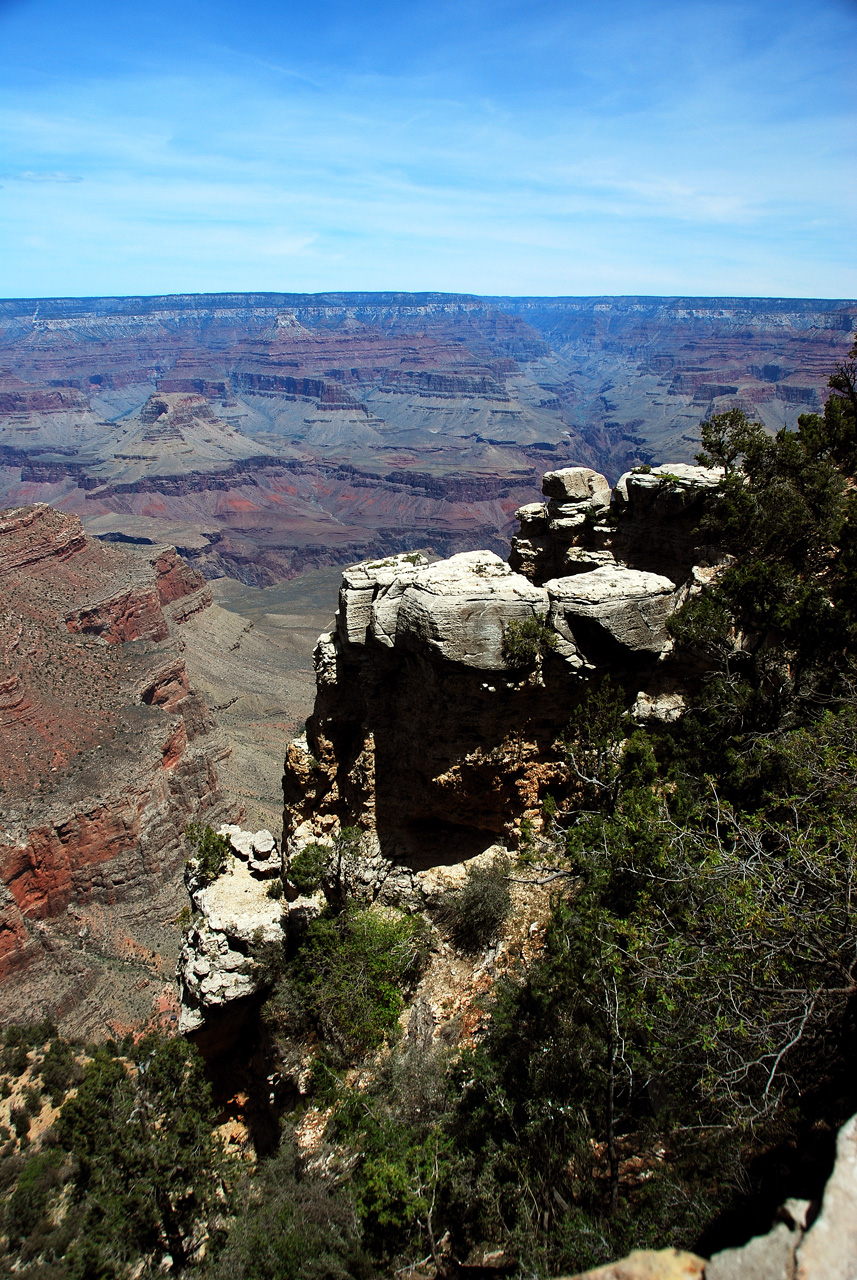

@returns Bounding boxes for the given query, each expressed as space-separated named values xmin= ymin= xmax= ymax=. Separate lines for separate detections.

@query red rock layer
xmin=0 ymin=503 xmax=235 ymax=999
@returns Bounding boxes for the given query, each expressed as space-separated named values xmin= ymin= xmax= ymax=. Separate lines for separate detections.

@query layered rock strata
xmin=2 ymin=293 xmax=851 ymax=587
xmin=0 ymin=503 xmax=235 ymax=1029
xmin=282 ymin=463 xmax=722 ymax=867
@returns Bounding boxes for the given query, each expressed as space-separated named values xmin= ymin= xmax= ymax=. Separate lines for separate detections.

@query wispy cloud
xmin=0 ymin=0 xmax=854 ymax=296
xmin=0 ymin=169 xmax=83 ymax=182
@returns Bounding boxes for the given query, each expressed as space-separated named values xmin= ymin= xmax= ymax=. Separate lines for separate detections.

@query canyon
xmin=0 ymin=293 xmax=852 ymax=585
xmin=0 ymin=503 xmax=238 ymax=1036
xmin=0 ymin=297 xmax=854 ymax=1276
xmin=176 ymin=450 xmax=857 ymax=1280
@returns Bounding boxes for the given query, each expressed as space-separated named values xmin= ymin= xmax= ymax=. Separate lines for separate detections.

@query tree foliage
xmin=502 ymin=613 xmax=558 ymax=668
xmin=670 ymin=348 xmax=857 ymax=740
xmin=185 ymin=823 xmax=232 ymax=887
xmin=284 ymin=907 xmax=430 ymax=1061
xmin=54 ymin=1035 xmax=229 ymax=1276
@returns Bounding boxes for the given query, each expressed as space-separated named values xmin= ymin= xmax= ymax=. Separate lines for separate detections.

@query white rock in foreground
xmin=546 ymin=565 xmax=677 ymax=655
xmin=177 ymin=827 xmax=286 ymax=1033
xmin=794 ymin=1112 xmax=857 ymax=1280
xmin=613 ymin=463 xmax=724 ymax=506
xmin=542 ymin=466 xmax=612 ymax=507
xmin=394 ymin=552 xmax=550 ymax=670
xmin=337 ymin=552 xmax=429 ymax=647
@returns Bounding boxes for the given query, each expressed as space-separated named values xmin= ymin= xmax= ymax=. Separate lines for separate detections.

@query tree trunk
xmin=606 ymin=1031 xmax=619 ymax=1214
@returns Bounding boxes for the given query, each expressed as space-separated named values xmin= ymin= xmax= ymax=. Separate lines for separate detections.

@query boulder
xmin=560 ymin=1247 xmax=705 ymax=1279
xmin=217 ymin=823 xmax=280 ymax=875
xmin=543 ymin=467 xmax=612 ymax=507
xmin=794 ymin=1112 xmax=857 ymax=1279
xmin=337 ymin=552 xmax=428 ymax=647
xmin=395 ymin=551 xmax=550 ymax=670
xmin=546 ymin=566 xmax=676 ymax=657
xmin=514 ymin=501 xmax=549 ymax=530
xmin=706 ymin=1218 xmax=805 ymax=1280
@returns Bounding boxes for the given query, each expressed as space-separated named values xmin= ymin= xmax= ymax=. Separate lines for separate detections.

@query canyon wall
xmin=0 ymin=502 xmax=237 ymax=1033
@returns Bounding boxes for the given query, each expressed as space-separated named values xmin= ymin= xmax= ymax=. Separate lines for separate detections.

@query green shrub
xmin=437 ymin=854 xmax=512 ymax=952
xmin=209 ymin=1136 xmax=366 ymax=1280
xmin=40 ymin=1039 xmax=78 ymax=1107
xmin=22 ymin=1085 xmax=41 ymax=1116
xmin=288 ymin=842 xmax=329 ymax=894
xmin=289 ymin=907 xmax=430 ymax=1061
xmin=266 ymin=877 xmax=284 ymax=900
xmin=502 ymin=613 xmax=557 ymax=668
xmin=10 ymin=1106 xmax=30 ymax=1140
xmin=3 ymin=1029 xmax=31 ymax=1078
xmin=185 ymin=822 xmax=232 ymax=886
xmin=6 ymin=1149 xmax=64 ymax=1244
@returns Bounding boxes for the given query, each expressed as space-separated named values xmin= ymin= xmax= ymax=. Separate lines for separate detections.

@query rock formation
xmin=177 ymin=825 xmax=284 ymax=1039
xmin=282 ymin=463 xmax=720 ymax=866
xmin=0 ymin=502 xmax=237 ymax=1032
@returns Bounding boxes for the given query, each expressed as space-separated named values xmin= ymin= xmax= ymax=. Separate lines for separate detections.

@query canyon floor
xmin=180 ymin=566 xmax=342 ymax=833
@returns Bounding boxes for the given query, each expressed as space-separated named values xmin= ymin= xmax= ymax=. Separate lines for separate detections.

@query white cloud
xmin=0 ymin=0 xmax=853 ymax=296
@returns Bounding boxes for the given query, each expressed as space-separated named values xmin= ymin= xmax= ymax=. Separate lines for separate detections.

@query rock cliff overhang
xmin=283 ymin=462 xmax=725 ymax=866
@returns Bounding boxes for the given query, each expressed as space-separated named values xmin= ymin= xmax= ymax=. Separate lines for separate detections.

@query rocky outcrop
xmin=510 ymin=463 xmax=724 ymax=586
xmin=177 ymin=826 xmax=285 ymax=1038
xmin=562 ymin=1112 xmax=857 ymax=1279
xmin=546 ymin=566 xmax=677 ymax=662
xmin=282 ymin=464 xmax=723 ymax=865
xmin=793 ymin=1111 xmax=857 ymax=1278
xmin=0 ymin=503 xmax=237 ymax=1027
xmin=0 ymin=502 xmax=88 ymax=575
xmin=562 ymin=1250 xmax=705 ymax=1279
xmin=389 ymin=551 xmax=549 ymax=668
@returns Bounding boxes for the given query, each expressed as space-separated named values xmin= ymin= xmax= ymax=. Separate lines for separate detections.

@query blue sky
xmin=0 ymin=0 xmax=854 ymax=299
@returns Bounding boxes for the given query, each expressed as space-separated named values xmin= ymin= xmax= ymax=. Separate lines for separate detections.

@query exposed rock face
xmin=560 ymin=1113 xmax=857 ymax=1279
xmin=511 ymin=463 xmax=724 ymax=586
xmin=546 ymin=566 xmax=677 ymax=661
xmin=0 ymin=503 xmax=236 ymax=1031
xmin=177 ymin=825 xmax=285 ymax=1038
xmin=282 ymin=464 xmax=720 ymax=865
xmin=561 ymin=1249 xmax=705 ymax=1279
xmin=793 ymin=1112 xmax=857 ymax=1279
xmin=393 ymin=552 xmax=549 ymax=669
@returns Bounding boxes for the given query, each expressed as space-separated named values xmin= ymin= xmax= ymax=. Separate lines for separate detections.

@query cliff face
xmin=282 ymin=463 xmax=719 ymax=867
xmin=0 ymin=503 xmax=236 ymax=1032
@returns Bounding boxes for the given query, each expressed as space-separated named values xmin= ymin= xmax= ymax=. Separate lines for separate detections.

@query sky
xmin=0 ymin=0 xmax=855 ymax=299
